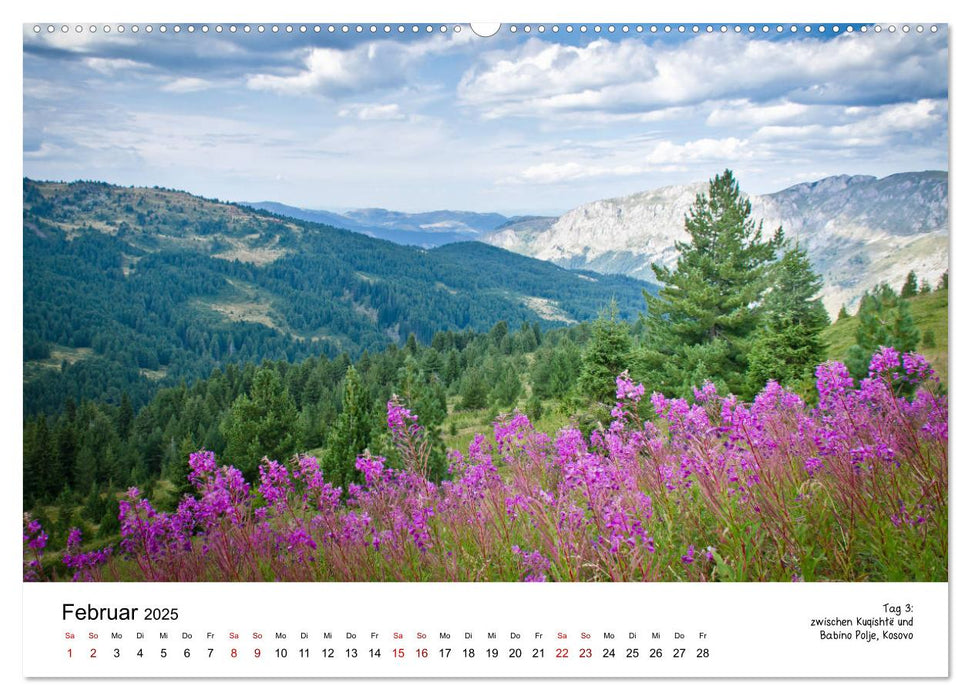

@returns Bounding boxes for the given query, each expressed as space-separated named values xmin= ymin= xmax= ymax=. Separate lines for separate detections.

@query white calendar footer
xmin=22 ymin=582 xmax=948 ymax=678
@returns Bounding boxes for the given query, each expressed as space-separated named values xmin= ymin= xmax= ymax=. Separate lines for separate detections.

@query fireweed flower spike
xmin=22 ymin=517 xmax=48 ymax=581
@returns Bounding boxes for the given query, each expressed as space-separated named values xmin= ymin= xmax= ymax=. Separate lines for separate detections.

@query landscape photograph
xmin=22 ymin=23 xmax=948 ymax=583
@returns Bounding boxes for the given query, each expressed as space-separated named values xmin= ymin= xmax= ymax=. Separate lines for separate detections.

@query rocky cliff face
xmin=482 ymin=171 xmax=949 ymax=316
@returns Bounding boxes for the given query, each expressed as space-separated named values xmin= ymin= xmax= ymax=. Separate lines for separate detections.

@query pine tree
xmin=392 ymin=356 xmax=448 ymax=482
xmin=223 ymin=367 xmax=298 ymax=480
xmin=526 ymin=394 xmax=544 ymax=422
xmin=530 ymin=339 xmax=581 ymax=400
xmin=579 ymin=301 xmax=633 ymax=403
xmin=405 ymin=333 xmax=419 ymax=356
xmin=641 ymin=169 xmax=782 ymax=397
xmin=515 ymin=321 xmax=538 ymax=353
xmin=846 ymin=285 xmax=920 ymax=378
xmin=892 ymin=300 xmax=921 ymax=352
xmin=837 ymin=305 xmax=850 ymax=321
xmin=489 ymin=320 xmax=509 ymax=349
xmin=23 ymin=416 xmax=57 ymax=504
xmin=459 ymin=369 xmax=490 ymax=410
xmin=54 ymin=418 xmax=77 ymax=492
xmin=420 ymin=348 xmax=444 ymax=378
xmin=901 ymin=270 xmax=919 ymax=298
xmin=116 ymin=392 xmax=134 ymax=440
xmin=489 ymin=360 xmax=523 ymax=408
xmin=322 ymin=366 xmax=373 ymax=488
xmin=443 ymin=349 xmax=462 ymax=386
xmin=747 ymin=245 xmax=830 ymax=390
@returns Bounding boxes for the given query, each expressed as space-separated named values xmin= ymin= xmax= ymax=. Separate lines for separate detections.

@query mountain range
xmin=244 ymin=201 xmax=509 ymax=248
xmin=484 ymin=171 xmax=949 ymax=316
xmin=263 ymin=171 xmax=948 ymax=316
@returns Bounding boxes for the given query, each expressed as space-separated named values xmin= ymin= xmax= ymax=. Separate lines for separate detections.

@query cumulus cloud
xmin=459 ymin=32 xmax=948 ymax=119
xmin=246 ymin=33 xmax=471 ymax=97
xmin=247 ymin=46 xmax=390 ymax=95
xmin=753 ymin=99 xmax=947 ymax=146
xmin=23 ymin=25 xmax=949 ymax=212
xmin=644 ymin=137 xmax=757 ymax=164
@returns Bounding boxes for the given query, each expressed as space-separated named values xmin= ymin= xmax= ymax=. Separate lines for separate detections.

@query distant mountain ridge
xmin=245 ymin=201 xmax=510 ymax=248
xmin=257 ymin=172 xmax=948 ymax=315
xmin=481 ymin=171 xmax=949 ymax=315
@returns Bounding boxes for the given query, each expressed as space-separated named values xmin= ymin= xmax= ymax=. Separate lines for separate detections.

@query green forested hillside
xmin=24 ymin=179 xmax=653 ymax=415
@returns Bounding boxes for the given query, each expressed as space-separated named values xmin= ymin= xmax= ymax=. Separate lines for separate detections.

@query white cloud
xmin=508 ymin=161 xmax=651 ymax=185
xmin=82 ymin=57 xmax=150 ymax=74
xmin=502 ymin=132 xmax=795 ymax=186
xmin=246 ymin=33 xmax=471 ymax=97
xmin=706 ymin=100 xmax=810 ymax=127
xmin=754 ymin=99 xmax=946 ymax=146
xmin=161 ymin=77 xmax=213 ymax=93
xmin=247 ymin=47 xmax=372 ymax=95
xmin=460 ymin=38 xmax=655 ymax=104
xmin=337 ymin=103 xmax=406 ymax=121
xmin=459 ymin=32 xmax=947 ymax=120
xmin=644 ymin=137 xmax=755 ymax=164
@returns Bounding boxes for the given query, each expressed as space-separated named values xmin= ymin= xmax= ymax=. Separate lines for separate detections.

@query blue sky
xmin=23 ymin=23 xmax=948 ymax=214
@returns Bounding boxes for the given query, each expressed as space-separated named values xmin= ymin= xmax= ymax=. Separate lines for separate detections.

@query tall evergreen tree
xmin=531 ymin=339 xmax=582 ymax=400
xmin=443 ymin=349 xmax=462 ymax=386
xmin=901 ymin=270 xmax=919 ymax=298
xmin=459 ymin=369 xmax=490 ymax=410
xmin=489 ymin=320 xmax=509 ymax=349
xmin=223 ymin=367 xmax=298 ymax=479
xmin=54 ymin=418 xmax=78 ymax=492
xmin=846 ymin=285 xmax=920 ymax=379
xmin=641 ymin=169 xmax=783 ymax=397
xmin=490 ymin=359 xmax=523 ymax=408
xmin=579 ymin=301 xmax=633 ymax=403
xmin=405 ymin=333 xmax=419 ymax=356
xmin=747 ymin=245 xmax=830 ymax=389
xmin=116 ymin=392 xmax=134 ymax=440
xmin=322 ymin=366 xmax=373 ymax=488
xmin=23 ymin=416 xmax=57 ymax=505
xmin=392 ymin=356 xmax=448 ymax=482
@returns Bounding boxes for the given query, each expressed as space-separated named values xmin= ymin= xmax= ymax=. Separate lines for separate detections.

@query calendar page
xmin=17 ymin=0 xmax=955 ymax=691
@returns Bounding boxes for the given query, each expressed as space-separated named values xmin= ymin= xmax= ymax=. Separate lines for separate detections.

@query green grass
xmin=822 ymin=288 xmax=948 ymax=385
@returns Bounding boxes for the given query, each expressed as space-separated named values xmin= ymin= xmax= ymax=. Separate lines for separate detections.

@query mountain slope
xmin=23 ymin=179 xmax=653 ymax=415
xmin=482 ymin=171 xmax=949 ymax=315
